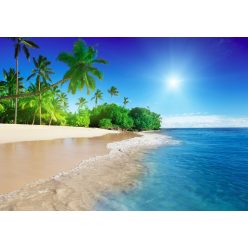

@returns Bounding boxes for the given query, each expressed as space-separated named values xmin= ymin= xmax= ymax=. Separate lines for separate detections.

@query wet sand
xmin=0 ymin=132 xmax=171 ymax=210
xmin=0 ymin=132 xmax=137 ymax=194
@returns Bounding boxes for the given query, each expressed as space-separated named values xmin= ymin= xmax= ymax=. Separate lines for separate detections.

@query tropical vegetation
xmin=27 ymin=55 xmax=54 ymax=124
xmin=9 ymin=37 xmax=39 ymax=124
xmin=0 ymin=37 xmax=161 ymax=131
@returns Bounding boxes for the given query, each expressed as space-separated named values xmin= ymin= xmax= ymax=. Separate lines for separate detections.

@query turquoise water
xmin=95 ymin=128 xmax=248 ymax=210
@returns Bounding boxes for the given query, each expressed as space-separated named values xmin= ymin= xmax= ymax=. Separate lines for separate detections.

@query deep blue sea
xmin=95 ymin=128 xmax=248 ymax=210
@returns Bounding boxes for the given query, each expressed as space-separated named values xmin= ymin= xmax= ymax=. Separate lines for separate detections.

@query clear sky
xmin=0 ymin=37 xmax=248 ymax=127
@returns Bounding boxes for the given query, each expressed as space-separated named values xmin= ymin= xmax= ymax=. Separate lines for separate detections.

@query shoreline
xmin=0 ymin=132 xmax=174 ymax=210
xmin=0 ymin=132 xmax=138 ymax=194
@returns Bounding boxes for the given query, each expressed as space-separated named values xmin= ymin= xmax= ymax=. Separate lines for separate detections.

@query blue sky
xmin=0 ymin=37 xmax=248 ymax=127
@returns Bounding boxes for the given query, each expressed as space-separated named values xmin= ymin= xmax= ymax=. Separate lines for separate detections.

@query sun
xmin=167 ymin=77 xmax=181 ymax=90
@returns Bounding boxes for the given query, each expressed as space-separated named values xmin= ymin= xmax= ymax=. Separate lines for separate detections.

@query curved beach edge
xmin=0 ymin=131 xmax=177 ymax=210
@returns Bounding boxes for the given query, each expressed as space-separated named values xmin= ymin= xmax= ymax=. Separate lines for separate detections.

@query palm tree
xmin=20 ymin=92 xmax=39 ymax=125
xmin=108 ymin=86 xmax=119 ymax=101
xmin=58 ymin=93 xmax=69 ymax=110
xmin=27 ymin=55 xmax=54 ymax=125
xmin=76 ymin=97 xmax=88 ymax=110
xmin=0 ymin=68 xmax=24 ymax=122
xmin=9 ymin=37 xmax=39 ymax=124
xmin=45 ymin=87 xmax=66 ymax=125
xmin=0 ymin=39 xmax=107 ymax=103
xmin=0 ymin=68 xmax=24 ymax=100
xmin=20 ymin=83 xmax=40 ymax=125
xmin=91 ymin=89 xmax=103 ymax=106
xmin=57 ymin=39 xmax=107 ymax=95
xmin=123 ymin=97 xmax=129 ymax=107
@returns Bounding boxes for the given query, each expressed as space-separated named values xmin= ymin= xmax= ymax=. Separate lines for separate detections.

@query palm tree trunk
xmin=14 ymin=57 xmax=18 ymax=124
xmin=49 ymin=116 xmax=52 ymax=126
xmin=32 ymin=112 xmax=36 ymax=125
xmin=38 ymin=77 xmax=42 ymax=125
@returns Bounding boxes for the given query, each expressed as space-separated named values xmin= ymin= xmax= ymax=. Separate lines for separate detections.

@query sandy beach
xmin=0 ymin=125 xmax=171 ymax=210
xmin=0 ymin=124 xmax=119 ymax=144
xmin=0 ymin=132 xmax=137 ymax=194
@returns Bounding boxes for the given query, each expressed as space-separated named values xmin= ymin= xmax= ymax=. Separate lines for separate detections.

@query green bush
xmin=66 ymin=103 xmax=161 ymax=131
xmin=90 ymin=104 xmax=161 ymax=131
xmin=90 ymin=104 xmax=106 ymax=127
xmin=99 ymin=118 xmax=113 ymax=129
xmin=66 ymin=109 xmax=90 ymax=127
xmin=129 ymin=107 xmax=161 ymax=131
xmin=90 ymin=103 xmax=133 ymax=130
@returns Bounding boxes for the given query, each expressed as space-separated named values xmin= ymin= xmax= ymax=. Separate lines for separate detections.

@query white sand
xmin=0 ymin=124 xmax=119 ymax=144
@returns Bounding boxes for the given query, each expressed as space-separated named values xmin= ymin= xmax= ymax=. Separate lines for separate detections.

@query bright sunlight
xmin=167 ymin=76 xmax=181 ymax=90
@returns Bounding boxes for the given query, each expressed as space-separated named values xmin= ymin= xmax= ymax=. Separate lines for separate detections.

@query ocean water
xmin=94 ymin=128 xmax=248 ymax=210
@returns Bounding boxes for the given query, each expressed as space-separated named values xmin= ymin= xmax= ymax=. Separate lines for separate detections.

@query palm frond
xmin=63 ymin=68 xmax=75 ymax=80
xmin=84 ymin=46 xmax=97 ymax=62
xmin=22 ymin=39 xmax=39 ymax=48
xmin=23 ymin=45 xmax=30 ymax=60
xmin=84 ymin=72 xmax=91 ymax=95
xmin=73 ymin=39 xmax=88 ymax=60
xmin=58 ymin=39 xmax=107 ymax=96
xmin=88 ymin=66 xmax=103 ymax=80
xmin=33 ymin=57 xmax=38 ymax=68
xmin=86 ymin=74 xmax=96 ymax=92
xmin=57 ymin=52 xmax=75 ymax=67
xmin=93 ymin=59 xmax=108 ymax=64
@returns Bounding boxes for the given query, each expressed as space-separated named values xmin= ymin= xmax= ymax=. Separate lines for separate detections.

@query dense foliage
xmin=90 ymin=103 xmax=133 ymax=130
xmin=66 ymin=109 xmax=90 ymax=127
xmin=90 ymin=104 xmax=161 ymax=131
xmin=129 ymin=107 xmax=161 ymax=131
xmin=99 ymin=118 xmax=113 ymax=129
xmin=0 ymin=38 xmax=162 ymax=131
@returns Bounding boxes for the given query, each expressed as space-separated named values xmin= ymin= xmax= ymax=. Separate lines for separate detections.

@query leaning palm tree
xmin=9 ymin=37 xmax=39 ymax=124
xmin=91 ymin=89 xmax=103 ymax=106
xmin=76 ymin=97 xmax=88 ymax=110
xmin=27 ymin=55 xmax=54 ymax=125
xmin=57 ymin=39 xmax=107 ymax=95
xmin=0 ymin=39 xmax=107 ymax=103
xmin=108 ymin=86 xmax=119 ymax=101
xmin=123 ymin=97 xmax=129 ymax=107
